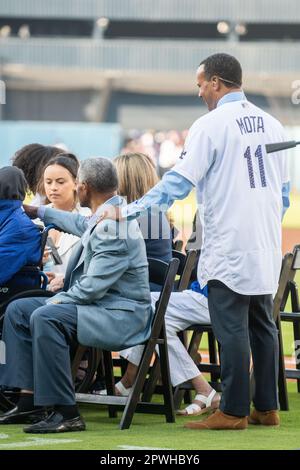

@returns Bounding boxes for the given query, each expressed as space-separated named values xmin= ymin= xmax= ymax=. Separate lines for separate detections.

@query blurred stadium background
xmin=0 ymin=0 xmax=299 ymax=248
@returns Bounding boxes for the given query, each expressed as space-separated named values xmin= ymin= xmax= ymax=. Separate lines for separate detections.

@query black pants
xmin=208 ymin=280 xmax=279 ymax=417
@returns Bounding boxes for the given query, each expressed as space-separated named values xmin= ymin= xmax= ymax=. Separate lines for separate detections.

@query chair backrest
xmin=274 ymin=246 xmax=300 ymax=321
xmin=185 ymin=210 xmax=203 ymax=252
xmin=290 ymin=245 xmax=300 ymax=311
xmin=148 ymin=258 xmax=170 ymax=286
xmin=39 ymin=224 xmax=57 ymax=267
xmin=172 ymin=249 xmax=198 ymax=291
xmin=292 ymin=244 xmax=300 ymax=270
xmin=172 ymin=239 xmax=183 ymax=252
xmin=171 ymin=250 xmax=186 ymax=273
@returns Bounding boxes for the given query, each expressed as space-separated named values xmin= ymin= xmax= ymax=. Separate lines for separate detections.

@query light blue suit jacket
xmin=43 ymin=195 xmax=153 ymax=351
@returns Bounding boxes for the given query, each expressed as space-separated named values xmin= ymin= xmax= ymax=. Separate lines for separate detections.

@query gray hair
xmin=78 ymin=157 xmax=118 ymax=193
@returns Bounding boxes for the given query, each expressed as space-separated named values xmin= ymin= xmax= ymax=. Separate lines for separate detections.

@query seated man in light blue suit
xmin=0 ymin=157 xmax=152 ymax=434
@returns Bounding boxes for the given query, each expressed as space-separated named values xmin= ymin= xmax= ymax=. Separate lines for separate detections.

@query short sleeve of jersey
xmin=173 ymin=121 xmax=215 ymax=186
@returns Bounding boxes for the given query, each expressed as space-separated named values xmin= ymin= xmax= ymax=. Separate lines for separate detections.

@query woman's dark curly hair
xmin=12 ymin=143 xmax=67 ymax=194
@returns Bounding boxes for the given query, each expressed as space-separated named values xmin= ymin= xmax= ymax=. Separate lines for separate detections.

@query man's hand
xmin=48 ymin=274 xmax=65 ymax=292
xmin=23 ymin=204 xmax=39 ymax=219
xmin=97 ymin=205 xmax=123 ymax=223
xmin=45 ymin=271 xmax=56 ymax=282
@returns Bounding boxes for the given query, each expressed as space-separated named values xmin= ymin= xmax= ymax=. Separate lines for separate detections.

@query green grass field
xmin=0 ymin=382 xmax=299 ymax=450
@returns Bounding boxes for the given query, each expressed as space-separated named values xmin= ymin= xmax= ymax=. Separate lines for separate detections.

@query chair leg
xmin=71 ymin=345 xmax=87 ymax=381
xmin=120 ymin=357 xmax=128 ymax=376
xmin=141 ymin=356 xmax=160 ymax=402
xmin=208 ymin=332 xmax=219 ymax=384
xmin=277 ymin=319 xmax=289 ymax=410
xmin=292 ymin=320 xmax=300 ymax=393
xmin=158 ymin=328 xmax=175 ymax=423
xmin=119 ymin=339 xmax=157 ymax=430
xmin=183 ymin=390 xmax=192 ymax=405
xmin=179 ymin=331 xmax=192 ymax=405
xmin=103 ymin=350 xmax=117 ymax=418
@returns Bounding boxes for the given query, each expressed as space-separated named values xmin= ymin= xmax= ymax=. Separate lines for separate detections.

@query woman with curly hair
xmin=12 ymin=144 xmax=76 ymax=205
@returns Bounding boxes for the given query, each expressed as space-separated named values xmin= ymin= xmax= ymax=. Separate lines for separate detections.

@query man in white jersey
xmin=100 ymin=53 xmax=290 ymax=430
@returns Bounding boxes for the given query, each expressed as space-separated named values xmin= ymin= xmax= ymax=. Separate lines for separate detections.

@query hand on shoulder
xmin=96 ymin=205 xmax=123 ymax=224
xmin=23 ymin=204 xmax=39 ymax=219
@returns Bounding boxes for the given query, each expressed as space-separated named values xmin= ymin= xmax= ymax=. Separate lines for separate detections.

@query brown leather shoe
xmin=248 ymin=409 xmax=280 ymax=426
xmin=184 ymin=409 xmax=248 ymax=430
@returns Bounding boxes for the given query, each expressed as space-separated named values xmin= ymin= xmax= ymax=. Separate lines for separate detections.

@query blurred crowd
xmin=121 ymin=129 xmax=189 ymax=176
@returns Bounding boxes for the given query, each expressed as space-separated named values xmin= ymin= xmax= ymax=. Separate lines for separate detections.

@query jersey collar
xmin=217 ymin=91 xmax=246 ymax=108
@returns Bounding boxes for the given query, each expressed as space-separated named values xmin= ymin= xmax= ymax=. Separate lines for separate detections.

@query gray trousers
xmin=208 ymin=280 xmax=279 ymax=417
xmin=0 ymin=297 xmax=78 ymax=406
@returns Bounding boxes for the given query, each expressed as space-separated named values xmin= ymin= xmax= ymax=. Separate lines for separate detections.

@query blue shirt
xmin=0 ymin=200 xmax=41 ymax=285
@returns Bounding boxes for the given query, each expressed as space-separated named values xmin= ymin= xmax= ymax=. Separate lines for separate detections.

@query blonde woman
xmin=114 ymin=153 xmax=172 ymax=269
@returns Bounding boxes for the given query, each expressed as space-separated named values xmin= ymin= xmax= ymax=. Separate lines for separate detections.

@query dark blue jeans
xmin=0 ymin=297 xmax=78 ymax=406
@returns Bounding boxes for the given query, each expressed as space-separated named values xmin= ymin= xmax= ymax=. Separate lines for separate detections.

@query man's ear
xmin=211 ymin=75 xmax=221 ymax=91
xmin=82 ymin=182 xmax=89 ymax=196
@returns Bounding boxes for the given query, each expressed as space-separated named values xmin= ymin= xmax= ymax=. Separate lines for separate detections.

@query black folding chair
xmin=277 ymin=245 xmax=300 ymax=407
xmin=172 ymin=249 xmax=198 ymax=292
xmin=76 ymin=257 xmax=179 ymax=429
xmin=141 ymin=250 xmax=198 ymax=403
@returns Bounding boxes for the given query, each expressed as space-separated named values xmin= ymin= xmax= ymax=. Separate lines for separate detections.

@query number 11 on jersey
xmin=244 ymin=145 xmax=267 ymax=188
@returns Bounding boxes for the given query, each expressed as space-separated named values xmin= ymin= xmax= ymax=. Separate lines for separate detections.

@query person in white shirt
xmin=100 ymin=53 xmax=290 ymax=430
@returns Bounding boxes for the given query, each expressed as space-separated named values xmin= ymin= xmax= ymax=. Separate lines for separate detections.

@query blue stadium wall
xmin=0 ymin=121 xmax=123 ymax=166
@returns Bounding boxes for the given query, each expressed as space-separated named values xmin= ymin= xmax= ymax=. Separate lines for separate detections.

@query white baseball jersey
xmin=174 ymin=93 xmax=289 ymax=295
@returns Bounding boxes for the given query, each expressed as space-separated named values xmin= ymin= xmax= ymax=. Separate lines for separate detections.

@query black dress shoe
xmin=0 ymin=406 xmax=48 ymax=425
xmin=23 ymin=411 xmax=86 ymax=434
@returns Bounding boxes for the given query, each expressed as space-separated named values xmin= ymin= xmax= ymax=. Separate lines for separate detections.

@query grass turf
xmin=0 ymin=382 xmax=299 ymax=450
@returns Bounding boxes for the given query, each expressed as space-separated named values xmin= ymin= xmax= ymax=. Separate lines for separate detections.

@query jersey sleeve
xmin=121 ymin=171 xmax=194 ymax=219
